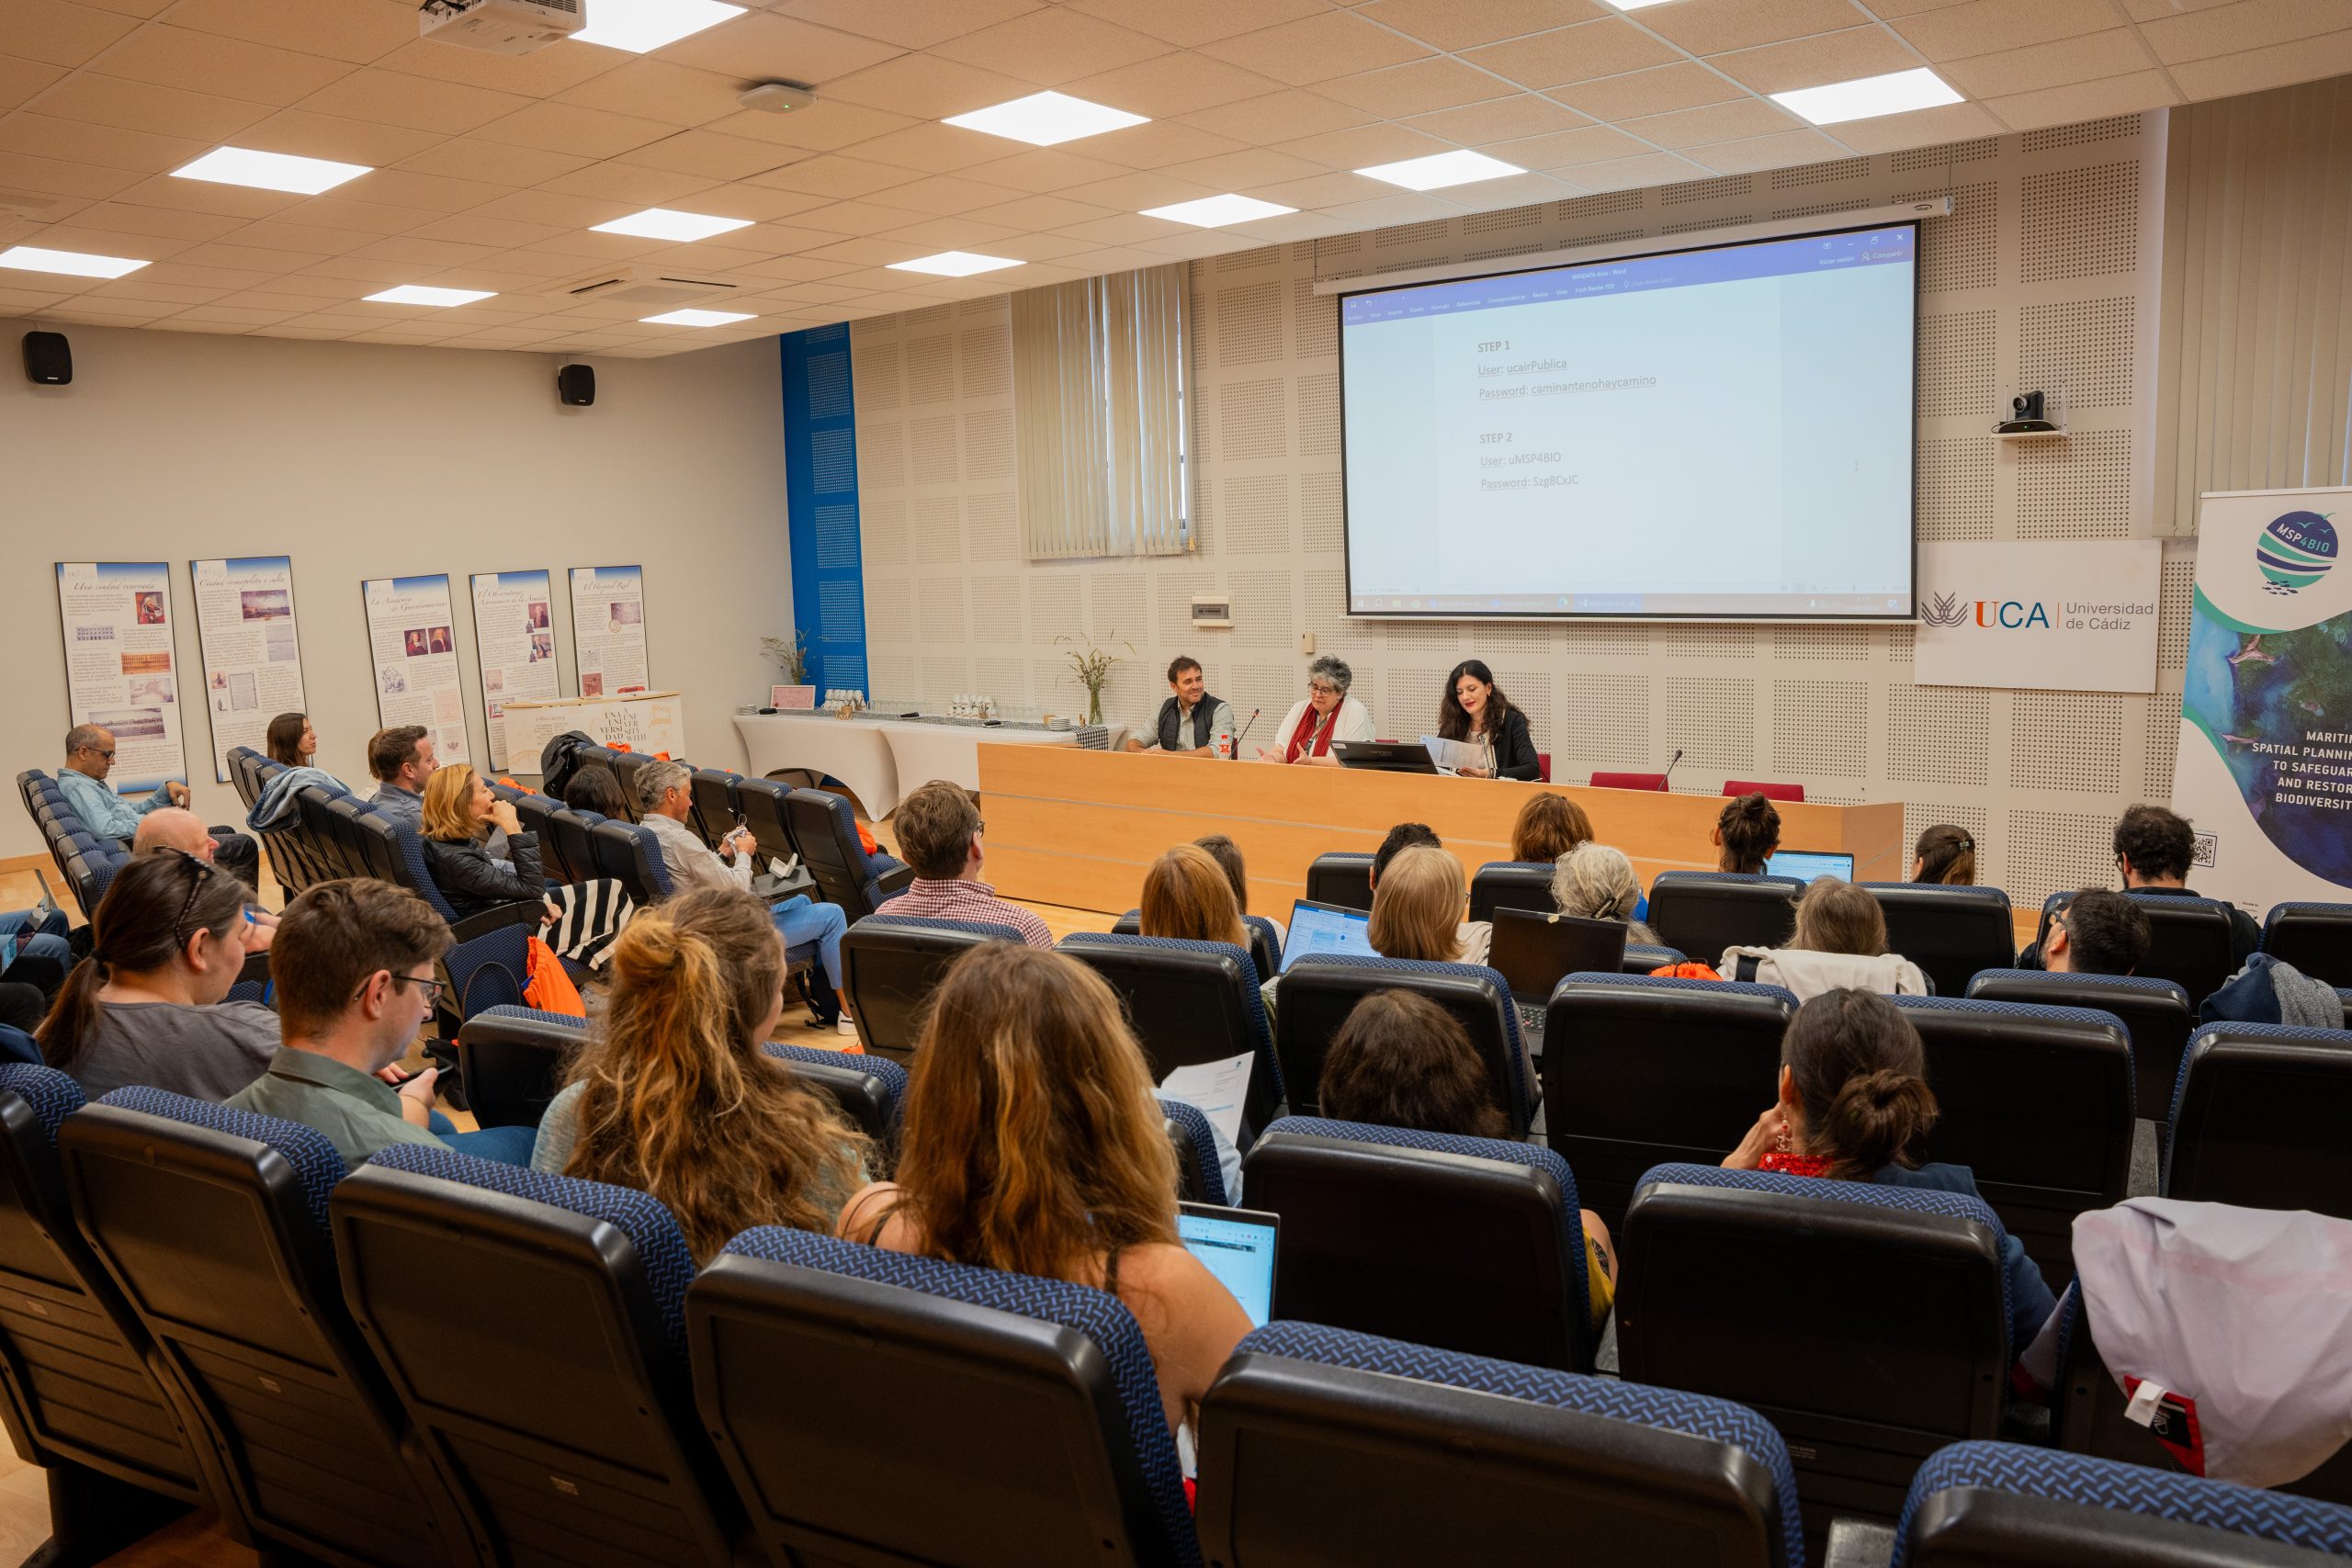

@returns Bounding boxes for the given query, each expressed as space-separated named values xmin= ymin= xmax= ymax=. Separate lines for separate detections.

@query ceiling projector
xmin=418 ymin=0 xmax=582 ymax=54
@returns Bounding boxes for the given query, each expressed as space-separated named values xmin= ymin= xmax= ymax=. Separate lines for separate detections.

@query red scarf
xmin=1283 ymin=701 xmax=1340 ymax=763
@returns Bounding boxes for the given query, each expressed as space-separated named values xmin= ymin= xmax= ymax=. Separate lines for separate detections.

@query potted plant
xmin=761 ymin=632 xmax=815 ymax=708
xmin=1054 ymin=632 xmax=1132 ymax=727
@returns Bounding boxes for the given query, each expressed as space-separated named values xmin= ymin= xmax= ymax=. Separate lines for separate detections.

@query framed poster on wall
xmin=362 ymin=573 xmax=471 ymax=767
xmin=54 ymin=560 xmax=189 ymax=794
xmin=469 ymin=569 xmax=559 ymax=772
xmin=190 ymin=556 xmax=309 ymax=783
xmin=569 ymin=564 xmax=648 ymax=698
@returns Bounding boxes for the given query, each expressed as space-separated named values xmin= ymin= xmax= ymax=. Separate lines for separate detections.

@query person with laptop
xmin=1717 ymin=878 xmax=1927 ymax=1001
xmin=838 ymin=943 xmax=1252 ymax=1438
xmin=1259 ymin=656 xmax=1374 ymax=766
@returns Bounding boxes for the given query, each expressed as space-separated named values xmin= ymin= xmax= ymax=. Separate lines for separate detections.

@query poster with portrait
xmin=362 ymin=573 xmax=470 ymax=768
xmin=54 ymin=561 xmax=189 ymax=795
xmin=191 ymin=556 xmax=309 ymax=783
xmin=569 ymin=564 xmax=648 ymax=698
xmin=469 ymin=569 xmax=560 ymax=772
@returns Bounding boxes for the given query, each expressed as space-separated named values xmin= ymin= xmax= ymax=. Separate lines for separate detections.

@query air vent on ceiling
xmin=556 ymin=267 xmax=741 ymax=308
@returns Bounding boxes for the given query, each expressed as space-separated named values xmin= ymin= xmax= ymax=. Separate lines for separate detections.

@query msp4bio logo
xmin=2256 ymin=510 xmax=2337 ymax=595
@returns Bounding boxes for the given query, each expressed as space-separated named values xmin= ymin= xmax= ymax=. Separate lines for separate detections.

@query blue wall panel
xmin=781 ymin=324 xmax=866 ymax=694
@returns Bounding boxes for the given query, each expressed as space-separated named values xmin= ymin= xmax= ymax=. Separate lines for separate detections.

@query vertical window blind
xmin=2156 ymin=78 xmax=2352 ymax=535
xmin=1012 ymin=263 xmax=1189 ymax=560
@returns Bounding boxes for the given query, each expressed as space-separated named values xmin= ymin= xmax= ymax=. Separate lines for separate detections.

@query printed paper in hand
xmin=1419 ymin=734 xmax=1486 ymax=773
xmin=1157 ymin=1052 xmax=1251 ymax=1149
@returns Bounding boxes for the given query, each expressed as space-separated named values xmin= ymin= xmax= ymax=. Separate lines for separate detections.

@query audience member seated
xmin=636 ymin=760 xmax=853 ymax=1032
xmin=1193 ymin=833 xmax=1274 ymax=940
xmin=1371 ymin=821 xmax=1442 ymax=892
xmin=58 ymin=723 xmax=262 ymax=890
xmin=1138 ymin=844 xmax=1249 ymax=948
xmin=363 ymin=724 xmax=436 ymax=829
xmin=1550 ymin=842 xmax=1660 ymax=945
xmin=1374 ymin=845 xmax=1491 ymax=968
xmin=35 ymin=848 xmax=276 ymax=1100
xmin=264 ymin=710 xmax=316 ymax=768
xmin=1260 ymin=655 xmax=1374 ymax=767
xmin=2110 ymin=803 xmax=2261 ymax=963
xmin=1510 ymin=791 xmax=1594 ymax=864
xmin=1714 ymin=791 xmax=1781 ymax=874
xmin=1124 ymin=655 xmax=1235 ymax=757
xmin=134 ymin=807 xmax=277 ymax=952
xmin=2037 ymin=888 xmax=2152 ymax=975
xmin=1318 ymin=987 xmax=1616 ymax=1330
xmin=560 ymin=762 xmax=626 ymax=818
xmin=1912 ymin=823 xmax=1977 ymax=885
xmin=1719 ymin=877 xmax=1928 ymax=999
xmin=1436 ymin=660 xmax=1541 ymax=780
xmin=531 ymin=888 xmax=875 ymax=1258
xmin=869 ymin=778 xmax=1053 ymax=949
xmin=420 ymin=764 xmax=545 ymax=921
xmin=838 ymin=943 xmax=1251 ymax=1437
xmin=1722 ymin=987 xmax=2056 ymax=1349
xmin=226 ymin=879 xmax=531 ymax=1166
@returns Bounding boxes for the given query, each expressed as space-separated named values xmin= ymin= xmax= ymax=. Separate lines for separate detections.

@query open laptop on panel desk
xmin=1282 ymin=899 xmax=1374 ymax=973
xmin=1329 ymin=740 xmax=1440 ymax=773
xmin=1488 ymin=908 xmax=1629 ymax=1047
xmin=1766 ymin=850 xmax=1854 ymax=884
xmin=1178 ymin=1202 xmax=1278 ymax=1329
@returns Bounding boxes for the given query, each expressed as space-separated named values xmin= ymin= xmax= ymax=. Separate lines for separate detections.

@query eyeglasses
xmin=154 ymin=847 xmax=216 ymax=944
xmin=1308 ymin=682 xmax=1340 ymax=695
xmin=375 ymin=973 xmax=446 ymax=1006
xmin=82 ymin=746 xmax=116 ymax=761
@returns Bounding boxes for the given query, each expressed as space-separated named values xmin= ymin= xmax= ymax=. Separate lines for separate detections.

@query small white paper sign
xmin=1158 ymin=1052 xmax=1252 ymax=1150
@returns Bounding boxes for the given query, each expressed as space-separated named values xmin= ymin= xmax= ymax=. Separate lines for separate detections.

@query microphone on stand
xmin=1227 ymin=708 xmax=1261 ymax=758
xmin=1661 ymin=748 xmax=1685 ymax=789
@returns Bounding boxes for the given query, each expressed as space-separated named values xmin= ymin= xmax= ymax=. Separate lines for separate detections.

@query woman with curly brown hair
xmin=839 ymin=943 xmax=1250 ymax=1436
xmin=531 ymin=886 xmax=873 ymax=1262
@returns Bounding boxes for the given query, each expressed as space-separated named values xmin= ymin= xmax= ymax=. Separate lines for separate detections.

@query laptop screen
xmin=1767 ymin=850 xmax=1855 ymax=884
xmin=1487 ymin=908 xmax=1630 ymax=1004
xmin=1178 ymin=1203 xmax=1278 ymax=1328
xmin=1283 ymin=899 xmax=1374 ymax=972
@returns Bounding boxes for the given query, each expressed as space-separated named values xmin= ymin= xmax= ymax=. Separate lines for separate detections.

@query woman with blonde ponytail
xmin=530 ymin=886 xmax=872 ymax=1261
xmin=839 ymin=943 xmax=1251 ymax=1438
xmin=1721 ymin=987 xmax=2055 ymax=1351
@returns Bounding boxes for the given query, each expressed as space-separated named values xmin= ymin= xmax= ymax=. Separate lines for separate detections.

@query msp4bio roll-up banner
xmin=2174 ymin=487 xmax=2350 ymax=912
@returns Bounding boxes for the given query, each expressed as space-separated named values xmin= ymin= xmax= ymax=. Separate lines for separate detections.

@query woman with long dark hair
xmin=1435 ymin=660 xmax=1540 ymax=780
xmin=265 ymin=712 xmax=315 ymax=768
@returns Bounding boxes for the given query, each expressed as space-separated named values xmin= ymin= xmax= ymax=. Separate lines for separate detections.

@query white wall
xmin=0 ymin=322 xmax=788 ymax=858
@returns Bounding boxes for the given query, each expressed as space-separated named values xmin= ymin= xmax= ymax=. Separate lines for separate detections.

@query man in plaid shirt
xmin=879 ymin=780 xmax=1054 ymax=950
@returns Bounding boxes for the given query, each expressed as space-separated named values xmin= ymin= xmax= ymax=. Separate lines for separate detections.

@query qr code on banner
xmin=2191 ymin=832 xmax=2218 ymax=869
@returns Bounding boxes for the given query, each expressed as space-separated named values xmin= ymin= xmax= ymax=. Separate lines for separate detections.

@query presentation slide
xmin=1341 ymin=223 xmax=1917 ymax=620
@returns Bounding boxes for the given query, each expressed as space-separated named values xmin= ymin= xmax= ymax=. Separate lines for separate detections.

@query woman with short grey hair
xmin=1262 ymin=655 xmax=1376 ymax=766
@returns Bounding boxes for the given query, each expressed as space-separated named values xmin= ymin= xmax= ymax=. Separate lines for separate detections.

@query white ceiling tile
xmin=13 ymin=221 xmax=189 ymax=260
xmin=1316 ymin=190 xmax=1466 ymax=227
xmin=1269 ymin=121 xmax=1453 ymax=171
xmin=656 ymin=11 xmax=904 ymax=83
xmin=1620 ymin=96 xmax=1802 ymax=150
xmin=1129 ymin=227 xmax=1239 ymax=258
xmin=295 ymin=67 xmax=535 ymax=135
xmin=1199 ymin=13 xmax=1435 ymax=86
xmin=0 ymin=284 xmax=77 ymax=310
xmin=1318 ymin=57 xmax=1521 ymax=118
xmin=1644 ymin=0 xmax=1889 ymax=55
xmin=933 ymin=10 xmax=1174 ymax=84
xmin=390 ymin=139 xmax=591 ymax=187
xmin=466 ymin=188 xmax=632 ymax=228
xmin=775 ymin=0 xmax=1044 ymax=51
xmin=400 ymin=213 xmax=570 ymax=249
xmin=1548 ymin=62 xmax=1747 ymax=119
xmin=143 ymin=249 xmax=294 ymax=282
xmin=2162 ymin=31 xmax=2352 ymax=97
xmin=95 ymin=26 xmax=356 ymax=106
xmin=1059 ymin=169 xmax=1223 ymax=210
xmin=2116 ymin=0 xmax=2236 ymax=17
xmin=1171 ymin=89 xmax=1373 ymax=146
xmin=1944 ymin=29 xmax=2153 ymax=98
xmin=1682 ymin=127 xmax=1849 ymax=172
xmin=1460 ymin=18 xmax=1683 ymax=89
xmin=85 ymin=276 xmax=235 ymax=303
xmin=1497 ymin=122 xmax=1668 ymax=169
xmin=327 ymin=167 xmax=517 ymax=214
xmin=32 ymin=72 xmax=276 ymax=141
xmin=1403 ymin=94 xmax=1593 ymax=145
xmin=1891 ymin=0 xmax=2125 ymax=60
xmin=1073 ymin=119 xmax=1250 ymax=171
xmin=861 ymin=175 xmax=1032 ymax=217
xmin=0 ymin=153 xmax=166 ymax=201
xmin=1156 ymin=147 xmax=1330 ymax=189
xmin=874 ymin=214 xmax=1023 ymax=248
xmin=610 ymin=130 xmax=798 ymax=180
xmin=1561 ymin=149 xmax=1710 ymax=189
xmin=164 ymin=0 xmax=413 ymax=63
xmin=1061 ymin=51 xmax=1288 ymax=118
xmin=99 ymin=170 xmax=305 ymax=215
xmin=1356 ymin=0 xmax=1608 ymax=51
xmin=370 ymin=38 xmax=626 ymax=97
xmin=0 ymin=113 xmax=208 ymax=175
xmin=745 ymin=153 xmax=921 ymax=198
xmin=470 ymin=101 xmax=681 ymax=159
xmin=697 ymin=101 xmax=921 ymax=152
xmin=349 ymin=234 xmax=506 ymax=267
xmin=230 ymin=108 xmax=449 ymax=166
xmin=1246 ymin=169 xmax=1388 ymax=209
xmin=1980 ymin=67 xmax=2179 ymax=129
xmin=814 ymin=51 xmax=1036 ymax=118
xmin=0 ymin=56 xmax=69 ymax=112
xmin=49 ymin=199 xmax=250 ymax=242
xmin=1706 ymin=28 xmax=1924 ymax=95
xmin=952 ymin=146 xmax=1134 ymax=193
xmin=2141 ymin=0 xmax=2351 ymax=63
xmin=220 ymin=220 xmax=381 ymax=255
xmin=1825 ymin=98 xmax=2001 ymax=152
xmin=555 ymin=58 xmax=747 ymax=126
xmin=534 ymin=161 xmax=724 ymax=204
xmin=1427 ymin=169 xmax=1577 ymax=208
xmin=7 ymin=0 xmax=144 ymax=70
xmin=828 ymin=122 xmax=1012 ymax=174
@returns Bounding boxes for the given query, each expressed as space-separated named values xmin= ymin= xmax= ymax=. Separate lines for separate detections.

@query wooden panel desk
xmin=977 ymin=745 xmax=1907 ymax=918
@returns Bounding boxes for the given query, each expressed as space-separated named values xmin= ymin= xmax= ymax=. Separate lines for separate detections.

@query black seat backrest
xmin=1305 ymin=852 xmax=1374 ymax=913
xmin=61 ymin=1089 xmax=470 ymax=1566
xmin=1965 ymin=971 xmax=2196 ymax=1125
xmin=1544 ymin=975 xmax=1796 ymax=1233
xmin=2126 ymin=892 xmax=2239 ymax=1012
xmin=1275 ymin=954 xmax=1529 ymax=1133
xmin=322 ymin=795 xmax=379 ymax=882
xmin=2166 ymin=1022 xmax=2352 ymax=1221
xmin=1110 ymin=908 xmax=1283 ymax=992
xmin=346 ymin=803 xmax=408 ymax=886
xmin=225 ymin=748 xmax=261 ymax=811
xmin=1059 ymin=934 xmax=1283 ymax=1139
xmin=1197 ymin=1320 xmax=1804 ymax=1568
xmin=590 ymin=818 xmax=673 ymax=906
xmin=455 ymin=1006 xmax=586 ymax=1129
xmin=0 ymin=1066 xmax=209 ymax=1510
xmin=732 ymin=778 xmax=799 ymax=868
xmin=510 ymin=793 xmax=565 ymax=876
xmin=603 ymin=750 xmax=662 ymax=823
xmin=1160 ymin=1100 xmax=1225 ymax=1205
xmin=548 ymin=808 xmax=604 ymax=889
xmin=1241 ymin=1119 xmax=1593 ymax=1372
xmin=1893 ymin=998 xmax=2134 ymax=1291
xmin=688 ymin=769 xmax=741 ymax=849
xmin=2261 ymin=903 xmax=2352 ymax=988
xmin=333 ymin=1145 xmax=744 ymax=1567
xmin=1620 ymin=1165 xmax=2008 ymax=1530
xmin=1646 ymin=872 xmax=1804 ymax=962
xmin=1468 ymin=861 xmax=1559 ymax=924
xmin=1488 ymin=908 xmax=1629 ymax=1004
xmin=1861 ymin=884 xmax=2016 ymax=999
xmin=783 ymin=788 xmax=889 ymax=918
xmin=841 ymin=916 xmax=1019 ymax=1063
xmin=762 ymin=1044 xmax=906 ymax=1145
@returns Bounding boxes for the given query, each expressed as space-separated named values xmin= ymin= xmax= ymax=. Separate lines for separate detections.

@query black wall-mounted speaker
xmin=557 ymin=363 xmax=594 ymax=406
xmin=23 ymin=332 xmax=70 ymax=386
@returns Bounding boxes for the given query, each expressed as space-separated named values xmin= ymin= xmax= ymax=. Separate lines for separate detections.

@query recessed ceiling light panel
xmin=1354 ymin=150 xmax=1524 ymax=191
xmin=1141 ymin=194 xmax=1298 ymax=228
xmin=1599 ymin=0 xmax=1677 ymax=10
xmin=591 ymin=207 xmax=755 ymax=242
xmin=366 ymin=285 xmax=496 ymax=307
xmin=170 ymin=146 xmax=371 ymax=195
xmin=944 ymin=90 xmax=1148 ymax=147
xmin=641 ymin=308 xmax=754 ymax=326
xmin=1770 ymin=67 xmax=1963 ymax=126
xmin=887 ymin=251 xmax=1023 ymax=277
xmin=573 ymin=0 xmax=744 ymax=53
xmin=0 ymin=244 xmax=149 ymax=279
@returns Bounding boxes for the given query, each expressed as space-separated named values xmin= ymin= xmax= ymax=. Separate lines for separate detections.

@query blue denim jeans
xmin=0 ymin=908 xmax=71 ymax=966
xmin=772 ymin=895 xmax=848 ymax=990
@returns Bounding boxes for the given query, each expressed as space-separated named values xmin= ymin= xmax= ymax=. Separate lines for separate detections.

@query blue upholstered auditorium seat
xmin=1860 ymin=882 xmax=2017 ymax=999
xmin=687 ymin=766 xmax=741 ymax=849
xmin=1467 ymin=859 xmax=1559 ymax=924
xmin=2165 ymin=1021 xmax=2352 ymax=1219
xmin=1061 ymin=932 xmax=1285 ymax=1139
xmin=783 ymin=788 xmax=913 ymax=919
xmin=333 ymin=1143 xmax=745 ymax=1566
xmin=1159 ymin=1097 xmax=1227 ymax=1205
xmin=1645 ymin=871 xmax=1804 ymax=963
xmin=1109 ymin=908 xmax=1283 ymax=993
xmin=1243 ymin=1115 xmax=1595 ymax=1372
xmin=453 ymin=1003 xmax=589 ymax=1128
xmin=1893 ymin=1441 xmax=2352 ymax=1564
xmin=1968 ymin=969 xmax=2198 ymax=1125
xmin=688 ymin=1226 xmax=1202 ymax=1567
xmin=1196 ymin=1321 xmax=1805 ymax=1568
xmin=589 ymin=817 xmax=676 ymax=906
xmin=1305 ymin=852 xmax=1374 ymax=912
xmin=760 ymin=1043 xmax=908 ymax=1144
xmin=1274 ymin=953 xmax=1529 ymax=1132
xmin=2260 ymin=902 xmax=2352 ymax=988
xmin=842 ymin=912 xmax=1025 ymax=1060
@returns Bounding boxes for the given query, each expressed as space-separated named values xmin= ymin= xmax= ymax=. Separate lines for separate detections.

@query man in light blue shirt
xmin=60 ymin=724 xmax=263 ymax=891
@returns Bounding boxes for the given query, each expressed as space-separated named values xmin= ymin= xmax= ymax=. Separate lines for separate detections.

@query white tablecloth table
xmin=731 ymin=713 xmax=1100 ymax=817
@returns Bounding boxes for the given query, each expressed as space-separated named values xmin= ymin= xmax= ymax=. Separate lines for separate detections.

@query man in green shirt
xmin=227 ymin=879 xmax=454 ymax=1168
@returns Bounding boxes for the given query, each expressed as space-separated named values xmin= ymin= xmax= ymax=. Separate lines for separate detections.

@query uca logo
xmin=1918 ymin=591 xmax=2051 ymax=628
xmin=1919 ymin=592 xmax=1968 ymax=627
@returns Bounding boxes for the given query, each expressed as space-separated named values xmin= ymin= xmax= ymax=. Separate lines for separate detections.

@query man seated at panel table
xmin=1123 ymin=655 xmax=1236 ymax=758
xmin=58 ymin=724 xmax=263 ymax=893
